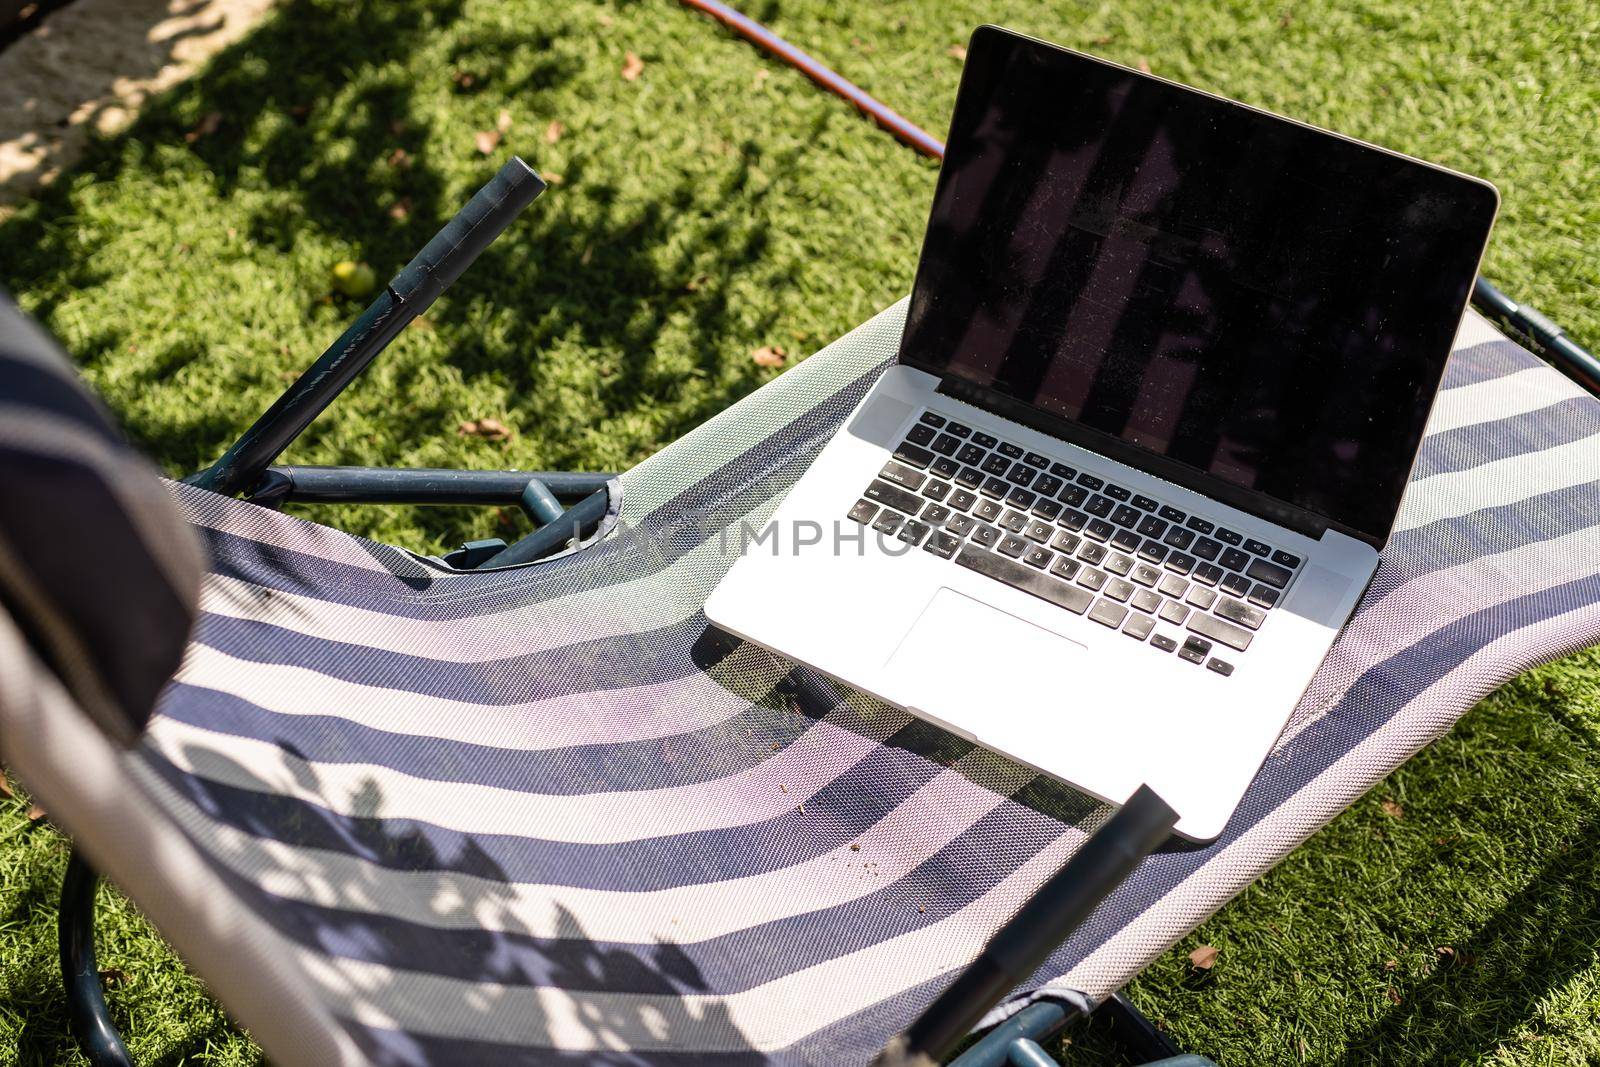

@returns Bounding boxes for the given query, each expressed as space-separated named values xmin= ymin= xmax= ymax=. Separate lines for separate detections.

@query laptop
xmin=705 ymin=25 xmax=1498 ymax=841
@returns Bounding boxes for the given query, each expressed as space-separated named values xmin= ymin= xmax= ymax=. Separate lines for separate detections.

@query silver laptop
xmin=706 ymin=26 xmax=1498 ymax=841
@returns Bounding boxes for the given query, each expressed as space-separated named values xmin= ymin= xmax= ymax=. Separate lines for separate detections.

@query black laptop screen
xmin=900 ymin=28 xmax=1497 ymax=544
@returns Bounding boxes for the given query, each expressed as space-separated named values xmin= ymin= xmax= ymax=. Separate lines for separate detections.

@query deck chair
xmin=4 ymin=159 xmax=1599 ymax=1067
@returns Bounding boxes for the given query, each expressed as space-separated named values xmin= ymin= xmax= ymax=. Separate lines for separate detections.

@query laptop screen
xmin=900 ymin=27 xmax=1497 ymax=545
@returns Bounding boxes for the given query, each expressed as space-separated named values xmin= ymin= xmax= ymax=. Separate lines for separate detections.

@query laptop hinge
xmin=936 ymin=377 xmax=1345 ymax=545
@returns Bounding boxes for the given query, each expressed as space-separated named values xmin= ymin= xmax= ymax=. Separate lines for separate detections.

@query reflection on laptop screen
xmin=900 ymin=28 xmax=1497 ymax=543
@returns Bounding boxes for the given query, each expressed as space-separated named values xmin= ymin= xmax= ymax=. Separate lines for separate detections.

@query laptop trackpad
xmin=885 ymin=588 xmax=1086 ymax=724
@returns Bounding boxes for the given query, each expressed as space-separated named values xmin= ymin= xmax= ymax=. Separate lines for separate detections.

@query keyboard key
xmin=1006 ymin=487 xmax=1037 ymax=509
xmin=1131 ymin=563 xmax=1162 ymax=587
xmin=1105 ymin=578 xmax=1134 ymax=602
xmin=957 ymin=443 xmax=987 ymax=465
xmin=1158 ymin=505 xmax=1186 ymax=523
xmin=1248 ymin=585 xmax=1280 ymax=610
xmin=924 ymin=481 xmax=952 ymax=503
xmin=948 ymin=489 xmax=977 ymax=511
xmin=878 ymin=461 xmax=926 ymax=491
xmin=956 ymin=545 xmax=1092 ymax=615
xmin=998 ymin=510 xmax=1028 ymax=532
xmin=1191 ymin=537 xmax=1222 ymax=561
xmin=1024 ymin=545 xmax=1053 ymax=569
xmin=1111 ymin=528 xmax=1142 ymax=553
xmin=930 ymin=433 xmax=961 ymax=456
xmin=1158 ymin=574 xmax=1189 ymax=598
xmin=1050 ymin=530 xmax=1081 ymax=554
xmin=975 ymin=498 xmax=1003 ymax=522
xmin=998 ymin=441 xmax=1024 ymax=459
xmin=847 ymin=499 xmax=878 ymax=525
xmin=1131 ymin=494 xmax=1159 ymax=511
xmin=1077 ymin=567 xmax=1109 ymax=592
xmin=1221 ymin=572 xmax=1252 ymax=598
xmin=1272 ymin=549 xmax=1302 ymax=569
xmin=893 ymin=442 xmax=934 ymax=469
xmin=1089 ymin=598 xmax=1127 ymax=628
xmin=864 ymin=479 xmax=922 ymax=514
xmin=872 ymin=511 xmax=904 ymax=536
xmin=1187 ymin=586 xmax=1218 ymax=611
xmin=1131 ymin=587 xmax=1162 ymax=614
xmin=1050 ymin=556 xmax=1081 ymax=582
xmin=1186 ymin=516 xmax=1215 ymax=534
xmin=897 ymin=521 xmax=931 ymax=546
xmin=1188 ymin=612 xmax=1253 ymax=652
xmin=946 ymin=422 xmax=972 ymax=438
xmin=1032 ymin=499 xmax=1063 ymax=521
xmin=1165 ymin=552 xmax=1197 ymax=575
xmin=972 ymin=432 xmax=998 ymax=448
xmin=1006 ymin=464 xmax=1037 ymax=487
xmin=1058 ymin=485 xmax=1089 ymax=507
xmin=925 ymin=531 xmax=962 ymax=559
xmin=1219 ymin=548 xmax=1252 ymax=572
xmin=971 ymin=523 xmax=1000 ymax=547
xmin=1206 ymin=658 xmax=1234 ymax=677
xmin=1137 ymin=515 xmax=1168 ymax=539
xmin=1104 ymin=484 xmax=1131 ymax=501
xmin=1059 ymin=509 xmax=1089 ymax=532
xmin=1077 ymin=473 xmax=1105 ymax=490
xmin=982 ymin=454 xmax=1012 ymax=476
xmin=1215 ymin=596 xmax=1267 ymax=631
xmin=1024 ymin=451 xmax=1050 ymax=469
xmin=1050 ymin=462 xmax=1077 ymax=479
xmin=1077 ymin=541 xmax=1108 ymax=565
xmin=1123 ymin=613 xmax=1155 ymax=640
xmin=1192 ymin=562 xmax=1225 ymax=586
xmin=1104 ymin=552 xmax=1134 ymax=577
xmin=981 ymin=477 xmax=1010 ymax=499
xmin=906 ymin=424 xmax=937 ymax=446
xmin=1162 ymin=526 xmax=1195 ymax=550
xmin=1112 ymin=504 xmax=1142 ymax=528
xmin=1032 ymin=474 xmax=1064 ymax=497
xmin=1150 ymin=633 xmax=1179 ymax=653
xmin=946 ymin=513 xmax=976 ymax=537
xmin=1215 ymin=527 xmax=1243 ymax=546
xmin=1179 ymin=636 xmax=1212 ymax=664
xmin=1137 ymin=542 xmax=1169 ymax=564
xmin=1243 ymin=538 xmax=1272 ymax=557
xmin=956 ymin=466 xmax=985 ymax=488
xmin=1024 ymin=520 xmax=1054 ymax=543
xmin=1158 ymin=600 xmax=1190 ymax=625
xmin=1085 ymin=495 xmax=1115 ymax=517
xmin=921 ymin=503 xmax=952 ymax=525
xmin=918 ymin=412 xmax=946 ymax=428
xmin=1245 ymin=557 xmax=1293 ymax=589
xmin=998 ymin=533 xmax=1028 ymax=558
xmin=1084 ymin=518 xmax=1115 ymax=542
xmin=931 ymin=456 xmax=961 ymax=479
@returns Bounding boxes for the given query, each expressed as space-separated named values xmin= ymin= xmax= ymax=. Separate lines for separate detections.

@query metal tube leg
xmin=59 ymin=848 xmax=134 ymax=1067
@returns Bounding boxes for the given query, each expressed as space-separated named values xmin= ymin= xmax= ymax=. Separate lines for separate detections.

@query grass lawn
xmin=1 ymin=0 xmax=1597 ymax=1063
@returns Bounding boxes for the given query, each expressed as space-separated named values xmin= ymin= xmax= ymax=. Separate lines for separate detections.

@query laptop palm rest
xmin=884 ymin=588 xmax=1086 ymax=741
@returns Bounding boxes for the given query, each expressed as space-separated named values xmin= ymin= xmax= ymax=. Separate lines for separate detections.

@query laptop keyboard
xmin=845 ymin=411 xmax=1305 ymax=676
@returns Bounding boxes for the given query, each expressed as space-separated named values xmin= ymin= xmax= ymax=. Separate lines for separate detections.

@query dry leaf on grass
xmin=496 ymin=108 xmax=514 ymax=133
xmin=544 ymin=119 xmax=566 ymax=144
xmin=1137 ymin=57 xmax=1152 ymax=74
xmin=451 ymin=69 xmax=480 ymax=90
xmin=751 ymin=345 xmax=786 ymax=368
xmin=458 ymin=417 xmax=512 ymax=442
xmin=387 ymin=147 xmax=412 ymax=169
xmin=26 ymin=804 xmax=46 ymax=821
xmin=1381 ymin=799 xmax=1404 ymax=819
xmin=387 ymin=197 xmax=411 ymax=221
xmin=948 ymin=44 xmax=967 ymax=60
xmin=0 ymin=769 xmax=10 ymax=798
xmin=543 ymin=172 xmax=565 ymax=185
xmin=475 ymin=129 xmax=502 ymax=155
xmin=1387 ymin=987 xmax=1403 ymax=1005
xmin=184 ymin=111 xmax=222 ymax=143
xmin=1188 ymin=944 xmax=1219 ymax=970
xmin=622 ymin=52 xmax=645 ymax=81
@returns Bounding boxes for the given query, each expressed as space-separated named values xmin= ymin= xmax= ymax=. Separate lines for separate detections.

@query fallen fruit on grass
xmin=331 ymin=260 xmax=377 ymax=298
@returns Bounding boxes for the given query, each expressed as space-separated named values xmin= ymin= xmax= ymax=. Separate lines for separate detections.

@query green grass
xmin=0 ymin=0 xmax=1596 ymax=1062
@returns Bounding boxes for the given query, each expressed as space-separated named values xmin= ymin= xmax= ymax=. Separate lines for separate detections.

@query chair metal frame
xmin=55 ymin=156 xmax=1598 ymax=1067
